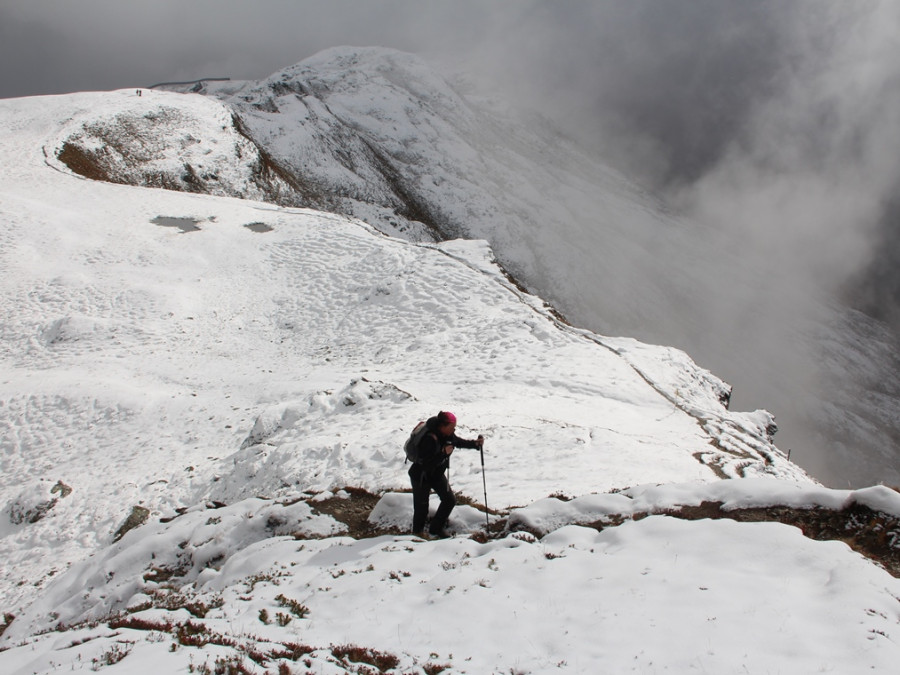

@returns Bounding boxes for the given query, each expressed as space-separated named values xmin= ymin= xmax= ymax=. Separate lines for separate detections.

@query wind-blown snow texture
xmin=1 ymin=60 xmax=899 ymax=672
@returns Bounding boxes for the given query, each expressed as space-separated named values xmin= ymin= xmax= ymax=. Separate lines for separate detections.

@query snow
xmin=0 ymin=87 xmax=898 ymax=672
xmin=3 ymin=508 xmax=899 ymax=673
xmin=191 ymin=46 xmax=900 ymax=491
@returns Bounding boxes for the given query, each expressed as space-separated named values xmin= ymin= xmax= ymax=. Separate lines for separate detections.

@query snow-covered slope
xmin=1 ymin=88 xmax=899 ymax=672
xmin=159 ymin=46 xmax=898 ymax=489
xmin=194 ymin=47 xmax=711 ymax=319
xmin=2 ymin=87 xmax=802 ymax=601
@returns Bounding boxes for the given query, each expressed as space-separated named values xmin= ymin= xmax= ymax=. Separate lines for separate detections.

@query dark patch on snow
xmin=152 ymin=216 xmax=201 ymax=232
xmin=307 ymin=487 xmax=385 ymax=539
xmin=244 ymin=221 xmax=274 ymax=233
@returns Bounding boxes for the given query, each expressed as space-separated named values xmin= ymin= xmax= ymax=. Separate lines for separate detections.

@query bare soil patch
xmin=308 ymin=487 xmax=388 ymax=539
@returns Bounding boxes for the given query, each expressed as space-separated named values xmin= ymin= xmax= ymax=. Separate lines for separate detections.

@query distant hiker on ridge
xmin=406 ymin=411 xmax=483 ymax=538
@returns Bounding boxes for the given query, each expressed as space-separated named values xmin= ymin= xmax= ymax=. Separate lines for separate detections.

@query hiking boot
xmin=428 ymin=528 xmax=451 ymax=539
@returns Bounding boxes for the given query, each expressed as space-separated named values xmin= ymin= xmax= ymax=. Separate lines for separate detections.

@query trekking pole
xmin=478 ymin=436 xmax=489 ymax=530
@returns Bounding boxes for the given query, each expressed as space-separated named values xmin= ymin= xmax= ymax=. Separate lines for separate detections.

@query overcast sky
xmin=0 ymin=1 xmax=505 ymax=97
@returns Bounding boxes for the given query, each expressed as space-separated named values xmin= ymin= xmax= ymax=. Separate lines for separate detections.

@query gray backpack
xmin=404 ymin=421 xmax=431 ymax=463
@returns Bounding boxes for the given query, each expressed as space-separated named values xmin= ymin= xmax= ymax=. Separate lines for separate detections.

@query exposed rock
xmin=113 ymin=505 xmax=151 ymax=542
xmin=8 ymin=499 xmax=57 ymax=525
xmin=50 ymin=481 xmax=72 ymax=498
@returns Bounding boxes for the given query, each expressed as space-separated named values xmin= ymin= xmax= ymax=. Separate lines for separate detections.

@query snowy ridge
xmin=1 ymin=81 xmax=899 ymax=671
xmin=60 ymin=47 xmax=900 ymax=488
xmin=189 ymin=46 xmax=900 ymax=489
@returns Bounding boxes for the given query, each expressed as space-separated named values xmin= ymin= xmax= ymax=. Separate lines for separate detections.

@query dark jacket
xmin=414 ymin=415 xmax=481 ymax=478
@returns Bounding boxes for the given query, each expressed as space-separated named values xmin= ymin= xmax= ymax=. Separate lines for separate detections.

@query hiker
xmin=409 ymin=411 xmax=483 ymax=538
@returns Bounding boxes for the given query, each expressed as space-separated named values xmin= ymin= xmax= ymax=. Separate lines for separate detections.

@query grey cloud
xmin=0 ymin=0 xmax=504 ymax=96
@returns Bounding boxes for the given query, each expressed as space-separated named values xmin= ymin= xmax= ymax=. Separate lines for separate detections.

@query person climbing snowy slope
xmin=408 ymin=411 xmax=483 ymax=538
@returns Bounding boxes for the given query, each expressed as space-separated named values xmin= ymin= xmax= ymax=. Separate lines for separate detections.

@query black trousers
xmin=409 ymin=464 xmax=456 ymax=534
